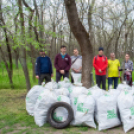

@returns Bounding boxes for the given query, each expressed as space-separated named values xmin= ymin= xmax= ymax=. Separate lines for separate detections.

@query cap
xmin=98 ymin=47 xmax=104 ymax=51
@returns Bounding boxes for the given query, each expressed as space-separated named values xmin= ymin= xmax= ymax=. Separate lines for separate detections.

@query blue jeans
xmin=108 ymin=77 xmax=119 ymax=89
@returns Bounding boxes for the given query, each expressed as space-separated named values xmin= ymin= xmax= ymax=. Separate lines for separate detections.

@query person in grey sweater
xmin=121 ymin=53 xmax=133 ymax=86
xmin=71 ymin=48 xmax=82 ymax=83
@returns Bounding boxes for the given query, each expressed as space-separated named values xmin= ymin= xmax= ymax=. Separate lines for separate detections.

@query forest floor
xmin=0 ymin=89 xmax=134 ymax=134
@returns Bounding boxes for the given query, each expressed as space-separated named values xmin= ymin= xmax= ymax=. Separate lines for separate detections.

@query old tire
xmin=47 ymin=102 xmax=74 ymax=129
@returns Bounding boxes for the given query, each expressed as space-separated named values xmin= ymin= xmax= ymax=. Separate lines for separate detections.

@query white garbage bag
xmin=34 ymin=89 xmax=57 ymax=127
xmin=70 ymin=86 xmax=87 ymax=115
xmin=117 ymin=83 xmax=132 ymax=91
xmin=71 ymin=72 xmax=81 ymax=84
xmin=55 ymin=88 xmax=70 ymax=97
xmin=58 ymin=77 xmax=72 ymax=89
xmin=108 ymin=89 xmax=121 ymax=98
xmin=88 ymin=87 xmax=104 ymax=122
xmin=89 ymin=88 xmax=104 ymax=100
xmin=96 ymin=93 xmax=121 ymax=131
xmin=118 ymin=90 xmax=134 ymax=133
xmin=54 ymin=95 xmax=70 ymax=122
xmin=71 ymin=94 xmax=96 ymax=128
xmin=68 ymin=85 xmax=74 ymax=94
xmin=89 ymin=85 xmax=100 ymax=90
xmin=44 ymin=81 xmax=58 ymax=90
xmin=26 ymin=85 xmax=45 ymax=116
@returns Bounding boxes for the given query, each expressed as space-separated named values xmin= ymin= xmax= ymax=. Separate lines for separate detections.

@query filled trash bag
xmin=71 ymin=72 xmax=81 ymax=84
xmin=71 ymin=94 xmax=96 ymax=128
xmin=117 ymin=83 xmax=132 ymax=91
xmin=44 ymin=81 xmax=58 ymax=90
xmin=118 ymin=90 xmax=134 ymax=133
xmin=34 ymin=88 xmax=57 ymax=127
xmin=58 ymin=77 xmax=72 ymax=89
xmin=88 ymin=86 xmax=104 ymax=122
xmin=96 ymin=93 xmax=121 ymax=131
xmin=53 ymin=95 xmax=70 ymax=122
xmin=55 ymin=88 xmax=70 ymax=97
xmin=70 ymin=86 xmax=87 ymax=115
xmin=26 ymin=85 xmax=45 ymax=116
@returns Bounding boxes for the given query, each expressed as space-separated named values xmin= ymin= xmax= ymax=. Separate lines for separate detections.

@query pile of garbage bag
xmin=26 ymin=78 xmax=134 ymax=133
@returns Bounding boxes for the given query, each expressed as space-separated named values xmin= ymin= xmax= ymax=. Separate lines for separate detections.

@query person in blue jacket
xmin=35 ymin=49 xmax=53 ymax=85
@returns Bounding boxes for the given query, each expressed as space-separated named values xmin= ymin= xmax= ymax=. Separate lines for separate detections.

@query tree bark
xmin=18 ymin=0 xmax=31 ymax=91
xmin=64 ymin=0 xmax=93 ymax=88
xmin=0 ymin=0 xmax=13 ymax=87
xmin=22 ymin=0 xmax=36 ymax=81
xmin=51 ymin=24 xmax=57 ymax=59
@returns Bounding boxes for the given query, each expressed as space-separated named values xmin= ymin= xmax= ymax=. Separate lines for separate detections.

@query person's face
xmin=110 ymin=53 xmax=115 ymax=59
xmin=61 ymin=47 xmax=66 ymax=53
xmin=125 ymin=54 xmax=130 ymax=61
xmin=39 ymin=51 xmax=45 ymax=56
xmin=42 ymin=51 xmax=45 ymax=55
xmin=98 ymin=50 xmax=103 ymax=55
xmin=73 ymin=49 xmax=79 ymax=56
xmin=39 ymin=51 xmax=42 ymax=56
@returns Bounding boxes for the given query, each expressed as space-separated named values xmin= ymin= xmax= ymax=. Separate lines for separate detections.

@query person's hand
xmin=51 ymin=74 xmax=53 ymax=77
xmin=36 ymin=75 xmax=39 ymax=79
xmin=73 ymin=69 xmax=78 ymax=73
xmin=77 ymin=69 xmax=81 ymax=72
xmin=60 ymin=70 xmax=65 ymax=74
xmin=72 ymin=68 xmax=76 ymax=72
xmin=106 ymin=76 xmax=108 ymax=79
xmin=99 ymin=69 xmax=102 ymax=73
xmin=75 ymin=70 xmax=80 ymax=73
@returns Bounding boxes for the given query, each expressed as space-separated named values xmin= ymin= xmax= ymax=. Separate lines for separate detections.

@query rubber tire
xmin=47 ymin=102 xmax=74 ymax=129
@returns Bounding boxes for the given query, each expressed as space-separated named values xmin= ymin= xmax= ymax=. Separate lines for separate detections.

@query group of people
xmin=35 ymin=45 xmax=133 ymax=90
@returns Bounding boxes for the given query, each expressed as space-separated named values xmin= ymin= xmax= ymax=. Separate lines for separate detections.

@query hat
xmin=98 ymin=47 xmax=104 ymax=51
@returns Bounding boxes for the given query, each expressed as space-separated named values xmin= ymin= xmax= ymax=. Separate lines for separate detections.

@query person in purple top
xmin=54 ymin=45 xmax=71 ymax=82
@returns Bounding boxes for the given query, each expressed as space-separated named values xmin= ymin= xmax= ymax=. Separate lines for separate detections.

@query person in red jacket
xmin=93 ymin=47 xmax=108 ymax=90
xmin=54 ymin=45 xmax=71 ymax=82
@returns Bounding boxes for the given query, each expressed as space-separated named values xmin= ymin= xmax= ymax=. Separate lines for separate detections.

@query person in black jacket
xmin=35 ymin=49 xmax=53 ymax=85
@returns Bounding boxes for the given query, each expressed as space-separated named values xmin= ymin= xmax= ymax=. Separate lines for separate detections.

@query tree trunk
xmin=0 ymin=0 xmax=13 ymax=87
xmin=64 ymin=0 xmax=93 ymax=88
xmin=14 ymin=54 xmax=19 ymax=69
xmin=0 ymin=47 xmax=13 ymax=87
xmin=22 ymin=0 xmax=36 ymax=81
xmin=18 ymin=0 xmax=31 ymax=91
xmin=51 ymin=24 xmax=56 ymax=59
xmin=88 ymin=0 xmax=96 ymax=54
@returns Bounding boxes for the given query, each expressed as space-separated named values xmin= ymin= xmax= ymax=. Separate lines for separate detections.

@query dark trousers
xmin=96 ymin=75 xmax=106 ymax=90
xmin=38 ymin=74 xmax=51 ymax=85
xmin=108 ymin=77 xmax=118 ymax=89
xmin=71 ymin=75 xmax=74 ymax=83
xmin=56 ymin=71 xmax=69 ymax=83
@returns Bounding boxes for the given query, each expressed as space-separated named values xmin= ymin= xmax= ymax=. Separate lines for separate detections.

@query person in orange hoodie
xmin=93 ymin=47 xmax=108 ymax=90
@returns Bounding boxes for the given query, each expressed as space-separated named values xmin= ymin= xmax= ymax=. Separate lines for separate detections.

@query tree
xmin=64 ymin=0 xmax=94 ymax=88
xmin=18 ymin=0 xmax=31 ymax=91
xmin=0 ymin=0 xmax=13 ymax=87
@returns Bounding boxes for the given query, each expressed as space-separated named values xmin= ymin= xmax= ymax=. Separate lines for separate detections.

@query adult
xmin=54 ymin=45 xmax=71 ymax=82
xmin=107 ymin=53 xmax=120 ymax=89
xmin=93 ymin=47 xmax=108 ymax=90
xmin=71 ymin=48 xmax=82 ymax=83
xmin=121 ymin=53 xmax=133 ymax=86
xmin=35 ymin=49 xmax=53 ymax=85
